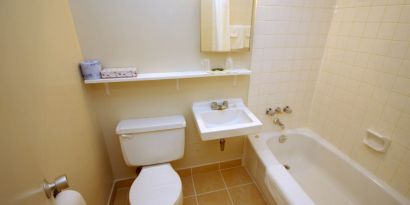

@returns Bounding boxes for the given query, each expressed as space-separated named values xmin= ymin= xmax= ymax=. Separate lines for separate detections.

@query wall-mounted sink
xmin=192 ymin=98 xmax=263 ymax=141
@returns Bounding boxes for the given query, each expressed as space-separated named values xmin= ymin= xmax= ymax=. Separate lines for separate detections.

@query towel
xmin=230 ymin=25 xmax=251 ymax=50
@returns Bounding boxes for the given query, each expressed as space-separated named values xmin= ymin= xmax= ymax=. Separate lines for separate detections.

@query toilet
xmin=116 ymin=115 xmax=186 ymax=205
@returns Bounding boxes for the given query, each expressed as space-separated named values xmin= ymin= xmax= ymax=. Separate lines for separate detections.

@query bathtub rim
xmin=247 ymin=128 xmax=410 ymax=205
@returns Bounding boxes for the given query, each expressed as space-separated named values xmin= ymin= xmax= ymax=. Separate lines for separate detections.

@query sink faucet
xmin=273 ymin=118 xmax=285 ymax=129
xmin=211 ymin=101 xmax=229 ymax=110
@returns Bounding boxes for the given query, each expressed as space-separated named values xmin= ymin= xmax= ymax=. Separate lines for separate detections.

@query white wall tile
xmin=309 ymin=0 xmax=410 ymax=198
xmin=250 ymin=0 xmax=410 ymax=199
xmin=250 ymin=0 xmax=337 ymax=131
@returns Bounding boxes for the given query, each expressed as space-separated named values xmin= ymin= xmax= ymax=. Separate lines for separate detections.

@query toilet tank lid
xmin=116 ymin=115 xmax=186 ymax=135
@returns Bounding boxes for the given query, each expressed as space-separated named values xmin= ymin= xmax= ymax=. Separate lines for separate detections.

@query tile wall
xmin=309 ymin=0 xmax=410 ymax=198
xmin=249 ymin=0 xmax=336 ymax=131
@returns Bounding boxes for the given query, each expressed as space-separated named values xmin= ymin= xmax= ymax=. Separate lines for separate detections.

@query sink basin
xmin=192 ymin=98 xmax=263 ymax=140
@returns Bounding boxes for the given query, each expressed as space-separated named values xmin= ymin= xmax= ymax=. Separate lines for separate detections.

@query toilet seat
xmin=129 ymin=163 xmax=182 ymax=205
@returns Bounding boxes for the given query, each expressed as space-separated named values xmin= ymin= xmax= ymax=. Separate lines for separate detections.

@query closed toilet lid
xmin=129 ymin=163 xmax=182 ymax=205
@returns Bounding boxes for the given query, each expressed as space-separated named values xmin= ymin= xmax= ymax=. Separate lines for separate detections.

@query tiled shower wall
xmin=248 ymin=0 xmax=336 ymax=131
xmin=309 ymin=0 xmax=410 ymax=198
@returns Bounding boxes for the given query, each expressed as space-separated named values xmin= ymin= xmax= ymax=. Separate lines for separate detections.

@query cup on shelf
xmin=80 ymin=59 xmax=102 ymax=80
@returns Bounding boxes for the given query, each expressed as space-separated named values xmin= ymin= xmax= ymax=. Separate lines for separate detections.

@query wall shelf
xmin=84 ymin=68 xmax=251 ymax=84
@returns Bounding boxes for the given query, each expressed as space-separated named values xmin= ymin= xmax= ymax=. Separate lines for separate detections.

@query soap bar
xmin=101 ymin=67 xmax=137 ymax=78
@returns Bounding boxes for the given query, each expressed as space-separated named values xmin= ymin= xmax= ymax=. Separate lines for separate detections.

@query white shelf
xmin=84 ymin=68 xmax=251 ymax=84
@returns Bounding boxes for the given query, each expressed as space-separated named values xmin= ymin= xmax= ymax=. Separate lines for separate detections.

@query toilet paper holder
xmin=43 ymin=175 xmax=69 ymax=198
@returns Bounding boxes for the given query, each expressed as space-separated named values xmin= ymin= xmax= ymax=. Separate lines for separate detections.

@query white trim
xmin=84 ymin=69 xmax=251 ymax=84
xmin=106 ymin=176 xmax=136 ymax=205
xmin=106 ymin=180 xmax=115 ymax=205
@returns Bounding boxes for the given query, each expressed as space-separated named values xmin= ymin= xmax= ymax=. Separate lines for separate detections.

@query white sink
xmin=192 ymin=98 xmax=263 ymax=141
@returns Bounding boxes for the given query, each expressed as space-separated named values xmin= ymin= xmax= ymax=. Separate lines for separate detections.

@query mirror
xmin=201 ymin=0 xmax=255 ymax=52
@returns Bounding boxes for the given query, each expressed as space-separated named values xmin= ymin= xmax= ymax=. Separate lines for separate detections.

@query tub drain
xmin=278 ymin=135 xmax=287 ymax=143
xmin=283 ymin=164 xmax=290 ymax=170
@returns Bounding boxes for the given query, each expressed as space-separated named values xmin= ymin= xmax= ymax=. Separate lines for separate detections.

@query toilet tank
xmin=116 ymin=115 xmax=186 ymax=166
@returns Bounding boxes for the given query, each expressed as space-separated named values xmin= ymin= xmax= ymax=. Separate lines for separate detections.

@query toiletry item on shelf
xmin=207 ymin=68 xmax=231 ymax=74
xmin=100 ymin=67 xmax=137 ymax=79
xmin=211 ymin=68 xmax=225 ymax=71
xmin=201 ymin=58 xmax=211 ymax=70
xmin=80 ymin=60 xmax=101 ymax=80
xmin=225 ymin=57 xmax=234 ymax=70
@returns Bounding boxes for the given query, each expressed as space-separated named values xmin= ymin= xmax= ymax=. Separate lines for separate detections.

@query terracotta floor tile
xmin=177 ymin=168 xmax=192 ymax=177
xmin=220 ymin=159 xmax=242 ymax=169
xmin=182 ymin=175 xmax=195 ymax=197
xmin=113 ymin=187 xmax=130 ymax=205
xmin=229 ymin=184 xmax=266 ymax=205
xmin=197 ymin=190 xmax=233 ymax=205
xmin=192 ymin=163 xmax=220 ymax=174
xmin=184 ymin=196 xmax=198 ymax=205
xmin=221 ymin=167 xmax=253 ymax=187
xmin=193 ymin=171 xmax=225 ymax=194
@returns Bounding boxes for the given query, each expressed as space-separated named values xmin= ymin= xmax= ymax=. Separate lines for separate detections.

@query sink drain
xmin=283 ymin=164 xmax=290 ymax=170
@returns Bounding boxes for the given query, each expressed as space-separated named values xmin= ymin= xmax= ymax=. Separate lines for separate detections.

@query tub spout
xmin=273 ymin=118 xmax=285 ymax=129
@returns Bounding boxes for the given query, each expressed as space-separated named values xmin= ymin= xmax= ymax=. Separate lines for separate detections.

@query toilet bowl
xmin=129 ymin=163 xmax=182 ymax=205
xmin=116 ymin=115 xmax=186 ymax=205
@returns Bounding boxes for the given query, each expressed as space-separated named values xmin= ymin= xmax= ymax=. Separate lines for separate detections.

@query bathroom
xmin=1 ymin=0 xmax=410 ymax=204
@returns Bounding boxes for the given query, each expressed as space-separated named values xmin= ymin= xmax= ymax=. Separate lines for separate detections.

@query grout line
xmin=193 ymin=182 xmax=254 ymax=197
xmin=219 ymin=170 xmax=235 ymax=205
xmin=196 ymin=187 xmax=228 ymax=197
xmin=227 ymin=182 xmax=255 ymax=189
xmin=219 ymin=165 xmax=242 ymax=172
xmin=176 ymin=158 xmax=242 ymax=171
xmin=190 ymin=168 xmax=200 ymax=205
xmin=243 ymin=166 xmax=269 ymax=204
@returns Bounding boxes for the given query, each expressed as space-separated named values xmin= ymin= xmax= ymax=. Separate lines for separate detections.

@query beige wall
xmin=69 ymin=0 xmax=250 ymax=72
xmin=87 ymin=77 xmax=249 ymax=178
xmin=310 ymin=0 xmax=410 ymax=199
xmin=248 ymin=0 xmax=336 ymax=131
xmin=0 ymin=0 xmax=113 ymax=204
xmin=68 ymin=0 xmax=252 ymax=179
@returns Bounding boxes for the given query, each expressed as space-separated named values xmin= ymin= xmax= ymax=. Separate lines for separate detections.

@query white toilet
xmin=116 ymin=115 xmax=186 ymax=205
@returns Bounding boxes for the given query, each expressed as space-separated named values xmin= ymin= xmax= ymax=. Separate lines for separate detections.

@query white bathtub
xmin=248 ymin=128 xmax=410 ymax=205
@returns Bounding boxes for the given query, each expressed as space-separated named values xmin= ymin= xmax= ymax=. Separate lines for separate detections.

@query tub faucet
xmin=211 ymin=101 xmax=229 ymax=110
xmin=273 ymin=118 xmax=285 ymax=129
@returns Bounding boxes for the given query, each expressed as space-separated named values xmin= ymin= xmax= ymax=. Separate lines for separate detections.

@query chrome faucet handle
xmin=266 ymin=107 xmax=282 ymax=116
xmin=220 ymin=100 xmax=229 ymax=110
xmin=266 ymin=108 xmax=272 ymax=115
xmin=274 ymin=107 xmax=282 ymax=113
xmin=283 ymin=106 xmax=292 ymax=114
xmin=211 ymin=102 xmax=219 ymax=110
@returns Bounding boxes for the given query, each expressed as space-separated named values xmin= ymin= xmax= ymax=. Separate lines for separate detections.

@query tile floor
xmin=183 ymin=166 xmax=267 ymax=205
xmin=112 ymin=165 xmax=267 ymax=205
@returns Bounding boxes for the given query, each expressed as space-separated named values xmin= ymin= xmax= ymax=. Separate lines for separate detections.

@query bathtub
xmin=247 ymin=128 xmax=410 ymax=205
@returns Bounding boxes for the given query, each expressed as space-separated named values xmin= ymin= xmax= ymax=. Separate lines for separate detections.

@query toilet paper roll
xmin=55 ymin=190 xmax=87 ymax=205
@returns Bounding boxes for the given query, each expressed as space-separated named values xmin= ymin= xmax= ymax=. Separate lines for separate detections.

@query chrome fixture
xmin=283 ymin=106 xmax=292 ymax=114
xmin=211 ymin=100 xmax=229 ymax=110
xmin=266 ymin=106 xmax=292 ymax=116
xmin=273 ymin=118 xmax=285 ymax=129
xmin=43 ymin=175 xmax=69 ymax=198
xmin=279 ymin=135 xmax=287 ymax=143
xmin=266 ymin=107 xmax=282 ymax=116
